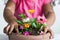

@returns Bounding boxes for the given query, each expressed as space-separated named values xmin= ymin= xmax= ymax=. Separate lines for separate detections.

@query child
xmin=4 ymin=0 xmax=55 ymax=39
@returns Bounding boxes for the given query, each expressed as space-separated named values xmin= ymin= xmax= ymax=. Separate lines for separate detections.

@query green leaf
xmin=16 ymin=20 xmax=23 ymax=24
xmin=43 ymin=23 xmax=47 ymax=27
xmin=19 ymin=14 xmax=26 ymax=18
xmin=25 ymin=28 xmax=29 ymax=31
xmin=32 ymin=18 xmax=37 ymax=22
xmin=36 ymin=22 xmax=40 ymax=28
xmin=32 ymin=23 xmax=37 ymax=28
xmin=39 ymin=24 xmax=43 ymax=27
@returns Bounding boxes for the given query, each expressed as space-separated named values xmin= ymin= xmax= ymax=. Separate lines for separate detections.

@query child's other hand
xmin=4 ymin=22 xmax=19 ymax=35
xmin=44 ymin=26 xmax=54 ymax=39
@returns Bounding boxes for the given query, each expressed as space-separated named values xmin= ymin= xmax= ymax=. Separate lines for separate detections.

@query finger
xmin=44 ymin=27 xmax=48 ymax=34
xmin=9 ymin=24 xmax=14 ymax=34
xmin=14 ymin=25 xmax=19 ymax=34
xmin=4 ymin=25 xmax=10 ymax=34
xmin=6 ymin=25 xmax=10 ymax=32
xmin=48 ymin=29 xmax=54 ymax=39
xmin=4 ymin=26 xmax=7 ymax=33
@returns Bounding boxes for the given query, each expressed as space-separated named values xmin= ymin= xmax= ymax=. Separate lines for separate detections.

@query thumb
xmin=44 ymin=27 xmax=48 ymax=34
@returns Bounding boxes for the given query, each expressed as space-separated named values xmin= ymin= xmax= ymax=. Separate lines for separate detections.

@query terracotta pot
xmin=8 ymin=33 xmax=51 ymax=40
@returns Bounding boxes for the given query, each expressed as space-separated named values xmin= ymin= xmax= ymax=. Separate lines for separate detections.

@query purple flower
xmin=23 ymin=31 xmax=30 ymax=36
xmin=19 ymin=26 xmax=24 ymax=30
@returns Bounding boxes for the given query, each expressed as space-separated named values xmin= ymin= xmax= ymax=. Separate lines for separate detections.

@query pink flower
xmin=40 ymin=31 xmax=44 ymax=35
xmin=19 ymin=26 xmax=24 ymax=30
xmin=37 ymin=16 xmax=47 ymax=24
xmin=23 ymin=31 xmax=30 ymax=36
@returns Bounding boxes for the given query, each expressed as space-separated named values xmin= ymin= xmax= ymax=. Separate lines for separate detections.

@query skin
xmin=3 ymin=0 xmax=55 ymax=39
xmin=43 ymin=3 xmax=56 ymax=39
xmin=3 ymin=0 xmax=19 ymax=34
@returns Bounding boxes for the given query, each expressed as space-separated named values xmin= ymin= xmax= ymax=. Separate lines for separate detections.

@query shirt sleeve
xmin=43 ymin=0 xmax=53 ymax=5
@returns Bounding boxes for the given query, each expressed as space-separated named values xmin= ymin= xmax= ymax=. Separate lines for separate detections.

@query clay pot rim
xmin=9 ymin=32 xmax=50 ymax=37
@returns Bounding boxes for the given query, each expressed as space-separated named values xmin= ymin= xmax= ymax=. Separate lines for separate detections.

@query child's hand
xmin=4 ymin=22 xmax=19 ymax=35
xmin=44 ymin=26 xmax=54 ymax=39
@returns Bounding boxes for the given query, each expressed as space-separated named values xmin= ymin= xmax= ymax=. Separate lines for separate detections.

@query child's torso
xmin=14 ymin=0 xmax=44 ymax=19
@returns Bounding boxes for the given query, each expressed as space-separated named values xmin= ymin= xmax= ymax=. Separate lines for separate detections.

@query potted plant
xmin=9 ymin=10 xmax=51 ymax=40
